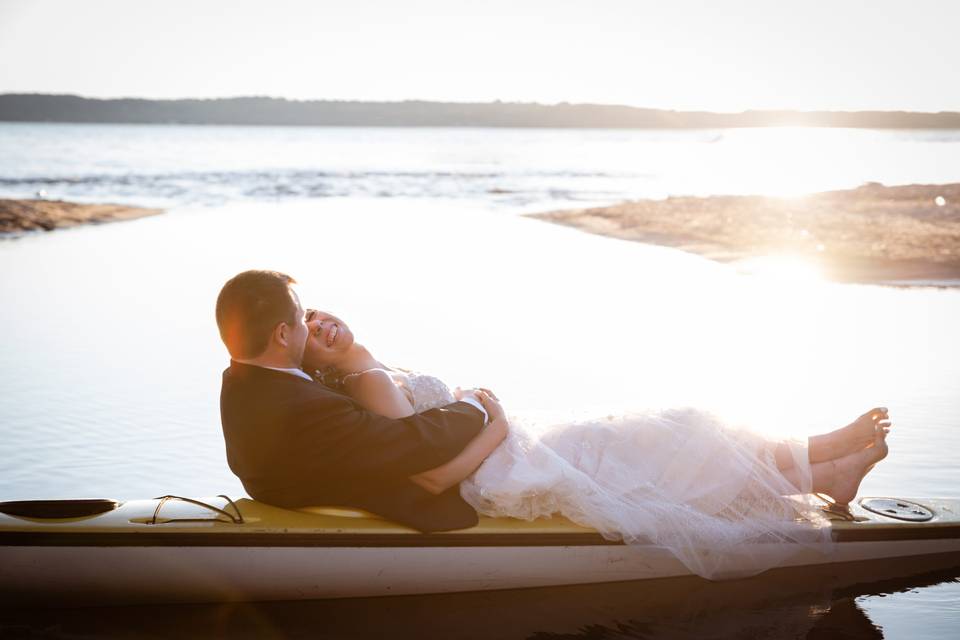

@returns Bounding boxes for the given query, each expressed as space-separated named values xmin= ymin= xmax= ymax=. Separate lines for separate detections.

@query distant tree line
xmin=1 ymin=93 xmax=959 ymax=128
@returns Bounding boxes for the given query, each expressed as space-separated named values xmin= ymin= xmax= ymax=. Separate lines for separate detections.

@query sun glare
xmin=720 ymin=127 xmax=855 ymax=197
xmin=733 ymin=255 xmax=824 ymax=284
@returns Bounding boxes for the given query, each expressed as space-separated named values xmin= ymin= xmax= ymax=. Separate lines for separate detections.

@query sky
xmin=0 ymin=0 xmax=958 ymax=113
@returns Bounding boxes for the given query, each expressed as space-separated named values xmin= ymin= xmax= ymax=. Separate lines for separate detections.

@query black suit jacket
xmin=220 ymin=361 xmax=486 ymax=532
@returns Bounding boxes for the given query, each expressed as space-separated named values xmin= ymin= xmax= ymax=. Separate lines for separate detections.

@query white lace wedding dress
xmin=396 ymin=369 xmax=833 ymax=580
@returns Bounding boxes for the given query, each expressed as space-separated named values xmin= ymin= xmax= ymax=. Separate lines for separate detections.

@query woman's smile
xmin=325 ymin=322 xmax=339 ymax=347
xmin=317 ymin=319 xmax=341 ymax=348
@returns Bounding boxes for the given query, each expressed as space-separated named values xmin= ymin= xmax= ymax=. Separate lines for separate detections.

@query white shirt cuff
xmin=458 ymin=396 xmax=489 ymax=425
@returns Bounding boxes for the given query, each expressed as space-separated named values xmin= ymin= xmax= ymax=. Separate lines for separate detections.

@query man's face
xmin=285 ymin=287 xmax=316 ymax=368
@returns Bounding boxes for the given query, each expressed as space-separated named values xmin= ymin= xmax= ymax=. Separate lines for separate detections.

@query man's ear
xmin=273 ymin=322 xmax=289 ymax=348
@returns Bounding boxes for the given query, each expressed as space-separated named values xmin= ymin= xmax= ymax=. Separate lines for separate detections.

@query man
xmin=216 ymin=269 xmax=489 ymax=532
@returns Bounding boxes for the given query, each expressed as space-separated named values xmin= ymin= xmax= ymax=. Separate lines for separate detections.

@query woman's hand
xmin=454 ymin=386 xmax=483 ymax=401
xmin=455 ymin=386 xmax=500 ymax=402
xmin=475 ymin=388 xmax=507 ymax=425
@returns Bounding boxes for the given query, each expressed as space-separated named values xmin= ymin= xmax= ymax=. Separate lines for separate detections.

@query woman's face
xmin=302 ymin=308 xmax=355 ymax=370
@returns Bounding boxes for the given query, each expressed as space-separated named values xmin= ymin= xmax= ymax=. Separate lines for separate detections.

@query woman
xmin=302 ymin=308 xmax=891 ymax=579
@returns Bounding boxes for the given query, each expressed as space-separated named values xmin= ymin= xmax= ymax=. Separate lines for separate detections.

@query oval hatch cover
xmin=860 ymin=498 xmax=934 ymax=522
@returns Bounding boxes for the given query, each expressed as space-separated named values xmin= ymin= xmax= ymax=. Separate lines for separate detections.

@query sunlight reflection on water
xmin=731 ymin=254 xmax=826 ymax=283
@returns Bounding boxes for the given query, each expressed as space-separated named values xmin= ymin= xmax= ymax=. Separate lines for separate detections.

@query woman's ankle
xmin=807 ymin=433 xmax=837 ymax=464
xmin=810 ymin=459 xmax=838 ymax=494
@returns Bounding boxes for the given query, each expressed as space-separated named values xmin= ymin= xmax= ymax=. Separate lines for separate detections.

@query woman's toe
xmin=876 ymin=429 xmax=889 ymax=446
xmin=854 ymin=408 xmax=886 ymax=429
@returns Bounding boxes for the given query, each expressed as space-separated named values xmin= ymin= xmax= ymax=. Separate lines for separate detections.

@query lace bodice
xmin=392 ymin=369 xmax=457 ymax=413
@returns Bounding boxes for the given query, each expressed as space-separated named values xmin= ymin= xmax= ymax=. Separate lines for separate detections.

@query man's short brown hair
xmin=215 ymin=270 xmax=298 ymax=359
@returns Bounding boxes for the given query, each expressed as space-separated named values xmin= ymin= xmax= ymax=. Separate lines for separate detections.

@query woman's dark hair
xmin=215 ymin=270 xmax=298 ymax=359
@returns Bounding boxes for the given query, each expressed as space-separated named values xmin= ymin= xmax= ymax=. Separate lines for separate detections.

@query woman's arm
xmin=408 ymin=415 xmax=508 ymax=495
xmin=341 ymin=367 xmax=508 ymax=496
xmin=343 ymin=369 xmax=416 ymax=419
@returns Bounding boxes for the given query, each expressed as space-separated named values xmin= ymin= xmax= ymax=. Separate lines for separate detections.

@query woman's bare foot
xmin=825 ymin=431 xmax=889 ymax=506
xmin=809 ymin=407 xmax=891 ymax=463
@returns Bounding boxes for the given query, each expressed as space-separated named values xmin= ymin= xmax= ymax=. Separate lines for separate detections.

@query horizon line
xmin=3 ymin=92 xmax=957 ymax=116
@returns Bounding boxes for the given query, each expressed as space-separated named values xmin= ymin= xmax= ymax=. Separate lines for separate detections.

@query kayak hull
xmin=2 ymin=496 xmax=959 ymax=605
xmin=4 ymin=540 xmax=960 ymax=606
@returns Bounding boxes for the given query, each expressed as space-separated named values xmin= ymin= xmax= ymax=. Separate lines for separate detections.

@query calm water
xmin=2 ymin=123 xmax=960 ymax=209
xmin=0 ymin=124 xmax=958 ymax=637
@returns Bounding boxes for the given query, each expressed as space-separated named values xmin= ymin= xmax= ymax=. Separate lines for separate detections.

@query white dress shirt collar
xmin=259 ymin=365 xmax=314 ymax=382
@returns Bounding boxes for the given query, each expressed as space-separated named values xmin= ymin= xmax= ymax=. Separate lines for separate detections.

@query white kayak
xmin=1 ymin=494 xmax=959 ymax=606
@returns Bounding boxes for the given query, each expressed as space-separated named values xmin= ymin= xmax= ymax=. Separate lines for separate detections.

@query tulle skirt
xmin=459 ymin=407 xmax=833 ymax=580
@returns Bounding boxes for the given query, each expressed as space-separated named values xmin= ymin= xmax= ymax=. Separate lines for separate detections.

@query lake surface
xmin=0 ymin=123 xmax=958 ymax=638
xmin=3 ymin=123 xmax=960 ymax=210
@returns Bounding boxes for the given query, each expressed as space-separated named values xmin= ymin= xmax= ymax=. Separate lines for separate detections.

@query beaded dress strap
xmin=340 ymin=367 xmax=393 ymax=383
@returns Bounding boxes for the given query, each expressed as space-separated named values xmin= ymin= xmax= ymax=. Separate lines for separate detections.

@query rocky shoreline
xmin=530 ymin=183 xmax=960 ymax=284
xmin=0 ymin=199 xmax=162 ymax=235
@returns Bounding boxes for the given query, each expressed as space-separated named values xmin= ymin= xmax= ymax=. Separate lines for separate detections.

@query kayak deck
xmin=1 ymin=495 xmax=959 ymax=545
